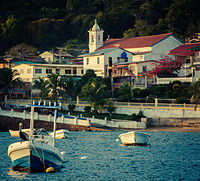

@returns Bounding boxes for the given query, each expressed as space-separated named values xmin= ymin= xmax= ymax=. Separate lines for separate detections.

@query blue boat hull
xmin=12 ymin=154 xmax=61 ymax=172
xmin=8 ymin=141 xmax=63 ymax=172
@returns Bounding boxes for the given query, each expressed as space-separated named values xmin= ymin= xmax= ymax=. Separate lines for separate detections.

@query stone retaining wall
xmin=0 ymin=116 xmax=109 ymax=132
xmin=150 ymin=118 xmax=200 ymax=127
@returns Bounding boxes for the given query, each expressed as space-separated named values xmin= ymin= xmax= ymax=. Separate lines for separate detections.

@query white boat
xmin=119 ymin=131 xmax=150 ymax=146
xmin=8 ymin=103 xmax=64 ymax=172
xmin=9 ymin=129 xmax=69 ymax=139
xmin=49 ymin=129 xmax=69 ymax=139
xmin=9 ymin=129 xmax=30 ymax=137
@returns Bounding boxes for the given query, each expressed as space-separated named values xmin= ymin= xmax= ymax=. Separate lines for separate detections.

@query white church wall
xmin=148 ymin=35 xmax=183 ymax=61
xmin=104 ymin=49 xmax=133 ymax=65
xmin=83 ymin=55 xmax=105 ymax=76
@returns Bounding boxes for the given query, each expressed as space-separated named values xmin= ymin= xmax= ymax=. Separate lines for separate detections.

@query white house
xmin=40 ymin=51 xmax=74 ymax=64
xmin=12 ymin=63 xmax=84 ymax=83
xmin=80 ymin=47 xmax=133 ymax=77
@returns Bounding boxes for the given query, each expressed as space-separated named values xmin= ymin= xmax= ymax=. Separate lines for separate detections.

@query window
xmin=73 ymin=68 xmax=77 ymax=74
xmin=98 ymin=35 xmax=100 ymax=41
xmin=86 ymin=58 xmax=89 ymax=65
xmin=108 ymin=69 xmax=112 ymax=77
xmin=46 ymin=69 xmax=52 ymax=74
xmin=143 ymin=66 xmax=147 ymax=72
xmin=186 ymin=59 xmax=190 ymax=64
xmin=108 ymin=57 xmax=112 ymax=66
xmin=65 ymin=69 xmax=71 ymax=74
xmin=27 ymin=69 xmax=31 ymax=74
xmin=20 ymin=69 xmax=24 ymax=74
xmin=35 ymin=69 xmax=42 ymax=74
xmin=81 ymin=69 xmax=84 ymax=74
xmin=91 ymin=35 xmax=94 ymax=42
xmin=56 ymin=69 xmax=60 ymax=74
xmin=97 ymin=57 xmax=100 ymax=64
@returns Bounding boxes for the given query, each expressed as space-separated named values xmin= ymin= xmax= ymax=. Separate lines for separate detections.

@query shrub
xmin=137 ymin=111 xmax=145 ymax=119
xmin=107 ymin=100 xmax=115 ymax=115
xmin=84 ymin=106 xmax=91 ymax=114
xmin=130 ymin=113 xmax=137 ymax=121
xmin=68 ymin=104 xmax=76 ymax=113
xmin=176 ymin=97 xmax=186 ymax=104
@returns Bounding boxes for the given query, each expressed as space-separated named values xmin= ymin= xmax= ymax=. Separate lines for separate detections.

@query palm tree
xmin=81 ymin=78 xmax=109 ymax=114
xmin=190 ymin=80 xmax=200 ymax=110
xmin=47 ymin=73 xmax=65 ymax=102
xmin=117 ymin=82 xmax=133 ymax=102
xmin=0 ymin=68 xmax=22 ymax=104
xmin=32 ymin=77 xmax=49 ymax=101
xmin=60 ymin=76 xmax=80 ymax=100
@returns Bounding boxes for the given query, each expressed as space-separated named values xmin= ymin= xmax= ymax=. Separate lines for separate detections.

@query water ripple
xmin=0 ymin=131 xmax=200 ymax=180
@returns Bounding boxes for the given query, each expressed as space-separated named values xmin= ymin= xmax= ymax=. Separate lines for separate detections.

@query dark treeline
xmin=0 ymin=0 xmax=200 ymax=56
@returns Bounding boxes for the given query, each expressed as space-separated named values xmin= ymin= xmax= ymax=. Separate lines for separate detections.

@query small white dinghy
xmin=49 ymin=129 xmax=69 ymax=139
xmin=8 ymin=103 xmax=64 ymax=172
xmin=9 ymin=129 xmax=69 ymax=139
xmin=9 ymin=129 xmax=30 ymax=137
xmin=119 ymin=131 xmax=150 ymax=146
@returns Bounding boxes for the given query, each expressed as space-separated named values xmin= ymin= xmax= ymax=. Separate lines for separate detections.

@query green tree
xmin=1 ymin=16 xmax=26 ymax=45
xmin=0 ymin=68 xmax=22 ymax=104
xmin=81 ymin=69 xmax=97 ymax=86
xmin=190 ymin=80 xmax=200 ymax=110
xmin=68 ymin=104 xmax=76 ymax=113
xmin=107 ymin=100 xmax=115 ymax=115
xmin=117 ymin=82 xmax=133 ymax=102
xmin=47 ymin=73 xmax=65 ymax=102
xmin=166 ymin=0 xmax=200 ymax=38
xmin=60 ymin=76 xmax=80 ymax=100
xmin=6 ymin=43 xmax=38 ymax=57
xmin=32 ymin=77 xmax=49 ymax=101
xmin=81 ymin=77 xmax=109 ymax=114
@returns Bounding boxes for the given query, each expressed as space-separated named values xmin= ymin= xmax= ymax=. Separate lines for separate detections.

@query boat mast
xmin=53 ymin=109 xmax=57 ymax=147
xmin=30 ymin=106 xmax=34 ymax=140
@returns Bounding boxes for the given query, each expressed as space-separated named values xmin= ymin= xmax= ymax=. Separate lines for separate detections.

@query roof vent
xmin=114 ymin=44 xmax=120 ymax=48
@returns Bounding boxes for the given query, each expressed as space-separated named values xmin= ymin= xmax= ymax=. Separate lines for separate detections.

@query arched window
xmin=91 ymin=35 xmax=94 ymax=42
xmin=121 ymin=52 xmax=127 ymax=58
xmin=121 ymin=52 xmax=128 ymax=62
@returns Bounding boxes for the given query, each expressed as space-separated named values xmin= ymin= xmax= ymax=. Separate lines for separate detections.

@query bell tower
xmin=88 ymin=19 xmax=104 ymax=53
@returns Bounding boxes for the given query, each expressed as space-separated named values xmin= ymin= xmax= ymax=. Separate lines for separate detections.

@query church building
xmin=81 ymin=20 xmax=183 ymax=88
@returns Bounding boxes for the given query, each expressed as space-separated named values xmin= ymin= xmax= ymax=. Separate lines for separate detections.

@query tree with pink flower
xmin=148 ymin=56 xmax=184 ymax=77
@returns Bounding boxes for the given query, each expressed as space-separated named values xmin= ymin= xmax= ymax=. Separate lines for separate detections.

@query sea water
xmin=0 ymin=131 xmax=200 ymax=180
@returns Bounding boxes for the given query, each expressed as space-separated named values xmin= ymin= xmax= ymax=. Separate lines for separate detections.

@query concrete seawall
xmin=0 ymin=116 xmax=109 ymax=132
xmin=150 ymin=117 xmax=200 ymax=127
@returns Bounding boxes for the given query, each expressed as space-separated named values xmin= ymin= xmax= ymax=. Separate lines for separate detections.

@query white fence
xmin=0 ymin=108 xmax=146 ymax=129
xmin=0 ymin=108 xmax=90 ymax=127
xmin=157 ymin=77 xmax=192 ymax=84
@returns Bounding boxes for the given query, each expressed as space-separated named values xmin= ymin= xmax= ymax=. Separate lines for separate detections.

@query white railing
xmin=157 ymin=77 xmax=193 ymax=84
xmin=5 ymin=99 xmax=199 ymax=110
xmin=0 ymin=108 xmax=146 ymax=129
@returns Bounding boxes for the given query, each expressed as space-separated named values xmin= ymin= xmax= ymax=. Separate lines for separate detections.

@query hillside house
xmin=164 ymin=42 xmax=200 ymax=84
xmin=12 ymin=63 xmax=84 ymax=83
xmin=40 ymin=51 xmax=74 ymax=64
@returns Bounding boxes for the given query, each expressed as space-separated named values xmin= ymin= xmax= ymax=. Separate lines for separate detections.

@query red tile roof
xmin=168 ymin=42 xmax=200 ymax=56
xmin=97 ymin=33 xmax=173 ymax=51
